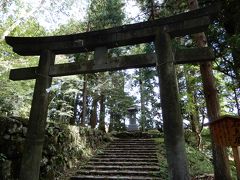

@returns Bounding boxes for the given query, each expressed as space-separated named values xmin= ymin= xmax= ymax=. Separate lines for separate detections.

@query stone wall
xmin=0 ymin=116 xmax=110 ymax=179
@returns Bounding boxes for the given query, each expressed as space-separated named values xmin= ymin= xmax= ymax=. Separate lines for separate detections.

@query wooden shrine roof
xmin=205 ymin=115 xmax=240 ymax=126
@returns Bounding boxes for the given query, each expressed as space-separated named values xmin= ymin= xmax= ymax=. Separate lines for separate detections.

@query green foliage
xmin=147 ymin=129 xmax=162 ymax=138
xmin=0 ymin=153 xmax=6 ymax=162
xmin=207 ymin=1 xmax=240 ymax=114
xmin=106 ymin=72 xmax=135 ymax=132
xmin=129 ymin=44 xmax=160 ymax=130
xmin=186 ymin=144 xmax=213 ymax=175
xmin=88 ymin=0 xmax=125 ymax=30
xmin=48 ymin=76 xmax=83 ymax=123
xmin=53 ymin=19 xmax=87 ymax=35
xmin=154 ymin=137 xmax=214 ymax=178
xmin=41 ymin=123 xmax=83 ymax=178
xmin=154 ymin=138 xmax=169 ymax=179
xmin=0 ymin=16 xmax=44 ymax=117
xmin=41 ymin=122 xmax=111 ymax=179
xmin=228 ymin=34 xmax=240 ymax=49
xmin=106 ymin=78 xmax=133 ymax=113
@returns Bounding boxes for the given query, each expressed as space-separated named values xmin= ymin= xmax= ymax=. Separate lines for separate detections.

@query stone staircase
xmin=71 ymin=139 xmax=161 ymax=179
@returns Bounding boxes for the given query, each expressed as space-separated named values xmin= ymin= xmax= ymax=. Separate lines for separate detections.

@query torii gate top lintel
xmin=5 ymin=3 xmax=220 ymax=56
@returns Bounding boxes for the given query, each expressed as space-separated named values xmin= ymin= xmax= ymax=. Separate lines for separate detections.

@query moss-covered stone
xmin=0 ymin=116 xmax=110 ymax=179
xmin=111 ymin=131 xmax=162 ymax=139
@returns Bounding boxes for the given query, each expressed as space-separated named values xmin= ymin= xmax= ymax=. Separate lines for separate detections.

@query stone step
xmin=71 ymin=175 xmax=160 ymax=180
xmin=113 ymin=141 xmax=155 ymax=143
xmin=106 ymin=150 xmax=156 ymax=153
xmin=70 ymin=138 xmax=161 ymax=179
xmin=109 ymin=143 xmax=156 ymax=146
xmin=114 ymin=139 xmax=154 ymax=141
xmin=87 ymin=161 xmax=159 ymax=166
xmin=113 ymin=139 xmax=155 ymax=141
xmin=104 ymin=150 xmax=156 ymax=153
xmin=109 ymin=145 xmax=156 ymax=148
xmin=111 ymin=140 xmax=155 ymax=142
xmin=82 ymin=165 xmax=160 ymax=171
xmin=90 ymin=157 xmax=159 ymax=163
xmin=106 ymin=146 xmax=157 ymax=151
xmin=107 ymin=145 xmax=157 ymax=149
xmin=73 ymin=170 xmax=161 ymax=177
xmin=96 ymin=154 xmax=157 ymax=158
xmin=99 ymin=153 xmax=157 ymax=157
xmin=109 ymin=142 xmax=155 ymax=144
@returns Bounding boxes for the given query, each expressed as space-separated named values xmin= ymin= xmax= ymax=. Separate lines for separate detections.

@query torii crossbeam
xmin=5 ymin=3 xmax=220 ymax=180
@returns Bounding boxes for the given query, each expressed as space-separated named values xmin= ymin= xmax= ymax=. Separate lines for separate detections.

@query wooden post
xmin=154 ymin=31 xmax=189 ymax=179
xmin=19 ymin=50 xmax=55 ymax=180
xmin=81 ymin=74 xmax=87 ymax=126
xmin=232 ymin=146 xmax=240 ymax=180
xmin=94 ymin=46 xmax=108 ymax=65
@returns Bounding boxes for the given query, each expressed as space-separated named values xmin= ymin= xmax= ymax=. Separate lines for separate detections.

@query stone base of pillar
xmin=127 ymin=124 xmax=138 ymax=131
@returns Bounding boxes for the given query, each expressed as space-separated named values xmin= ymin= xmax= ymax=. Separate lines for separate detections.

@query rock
xmin=8 ymin=121 xmax=22 ymax=134
xmin=11 ymin=136 xmax=25 ymax=142
xmin=16 ymin=136 xmax=25 ymax=142
xmin=0 ymin=160 xmax=11 ymax=180
xmin=16 ymin=124 xmax=23 ymax=134
xmin=22 ymin=127 xmax=27 ymax=136
xmin=0 ymin=116 xmax=108 ymax=180
xmin=0 ymin=121 xmax=8 ymax=137
xmin=3 ymin=134 xmax=10 ymax=140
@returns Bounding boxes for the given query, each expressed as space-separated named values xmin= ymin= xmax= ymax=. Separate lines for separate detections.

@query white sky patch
xmin=23 ymin=0 xmax=89 ymax=30
xmin=25 ymin=0 xmax=140 ymax=30
xmin=1 ymin=0 xmax=46 ymax=40
xmin=124 ymin=0 xmax=141 ymax=22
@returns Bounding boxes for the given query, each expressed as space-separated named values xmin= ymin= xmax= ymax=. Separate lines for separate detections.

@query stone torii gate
xmin=5 ymin=4 xmax=219 ymax=180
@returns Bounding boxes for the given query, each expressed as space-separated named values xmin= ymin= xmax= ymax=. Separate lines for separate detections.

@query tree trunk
xmin=188 ymin=0 xmax=231 ymax=179
xmin=139 ymin=70 xmax=146 ymax=131
xmin=81 ymin=74 xmax=87 ymax=126
xmin=200 ymin=63 xmax=231 ymax=180
xmin=98 ymin=94 xmax=106 ymax=132
xmin=231 ymin=50 xmax=240 ymax=87
xmin=90 ymin=98 xmax=97 ymax=129
xmin=232 ymin=146 xmax=240 ymax=179
xmin=71 ymin=92 xmax=81 ymax=125
xmin=80 ymin=22 xmax=91 ymax=127
xmin=108 ymin=111 xmax=114 ymax=132
xmin=155 ymin=31 xmax=189 ymax=179
xmin=184 ymin=67 xmax=202 ymax=149
xmin=233 ymin=85 xmax=240 ymax=115
xmin=149 ymin=0 xmax=155 ymax=20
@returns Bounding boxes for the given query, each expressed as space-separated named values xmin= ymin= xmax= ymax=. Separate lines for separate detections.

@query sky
xmin=1 ymin=0 xmax=142 ymax=39
xmin=23 ymin=0 xmax=141 ymax=30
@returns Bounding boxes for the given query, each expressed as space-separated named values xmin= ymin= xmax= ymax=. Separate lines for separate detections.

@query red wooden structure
xmin=207 ymin=115 xmax=240 ymax=179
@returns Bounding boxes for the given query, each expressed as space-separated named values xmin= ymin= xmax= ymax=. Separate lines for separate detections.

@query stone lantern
xmin=127 ymin=106 xmax=138 ymax=131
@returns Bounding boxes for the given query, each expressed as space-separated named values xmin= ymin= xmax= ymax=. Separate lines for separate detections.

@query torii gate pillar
xmin=19 ymin=50 xmax=55 ymax=180
xmin=155 ymin=31 xmax=189 ymax=179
